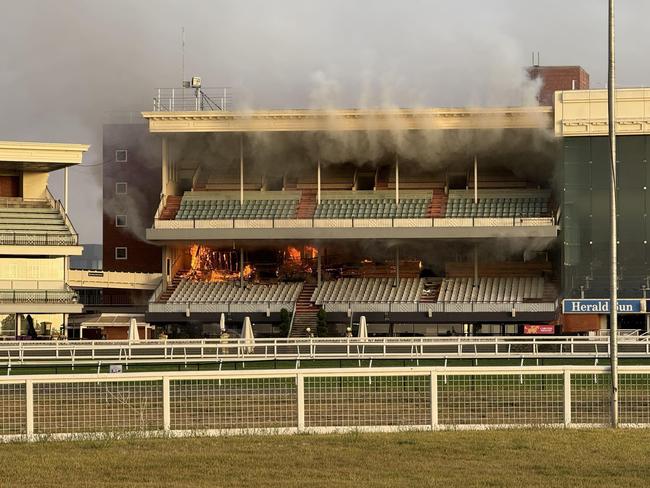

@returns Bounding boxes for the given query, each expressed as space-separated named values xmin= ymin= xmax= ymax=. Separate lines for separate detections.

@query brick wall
xmin=527 ymin=66 xmax=590 ymax=106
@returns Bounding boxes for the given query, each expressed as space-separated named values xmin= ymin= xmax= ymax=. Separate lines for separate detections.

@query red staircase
xmin=296 ymin=190 xmax=317 ymax=219
xmin=289 ymin=283 xmax=320 ymax=337
xmin=159 ymin=195 xmax=182 ymax=220
xmin=158 ymin=271 xmax=185 ymax=302
xmin=428 ymin=190 xmax=447 ymax=217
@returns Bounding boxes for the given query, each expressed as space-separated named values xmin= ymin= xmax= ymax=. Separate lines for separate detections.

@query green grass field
xmin=2 ymin=430 xmax=650 ymax=487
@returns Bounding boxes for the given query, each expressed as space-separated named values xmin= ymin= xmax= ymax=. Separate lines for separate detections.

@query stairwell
xmin=289 ymin=283 xmax=320 ymax=337
xmin=296 ymin=190 xmax=317 ymax=219
xmin=427 ymin=189 xmax=447 ymax=218
xmin=159 ymin=195 xmax=182 ymax=220
xmin=158 ymin=271 xmax=185 ymax=302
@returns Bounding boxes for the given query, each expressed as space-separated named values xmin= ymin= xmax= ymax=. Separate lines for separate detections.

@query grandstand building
xmin=139 ymin=92 xmax=563 ymax=337
xmin=0 ymin=141 xmax=87 ymax=338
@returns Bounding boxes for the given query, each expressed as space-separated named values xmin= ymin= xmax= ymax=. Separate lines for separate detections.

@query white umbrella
xmin=358 ymin=315 xmax=368 ymax=339
xmin=241 ymin=316 xmax=254 ymax=353
xmin=128 ymin=318 xmax=140 ymax=341
xmin=219 ymin=313 xmax=226 ymax=333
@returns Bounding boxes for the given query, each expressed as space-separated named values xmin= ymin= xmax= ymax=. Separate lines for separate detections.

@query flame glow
xmin=183 ymin=244 xmax=254 ymax=282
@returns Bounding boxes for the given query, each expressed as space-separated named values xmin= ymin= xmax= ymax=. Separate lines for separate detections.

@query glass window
xmin=115 ymin=247 xmax=127 ymax=260
xmin=115 ymin=149 xmax=128 ymax=163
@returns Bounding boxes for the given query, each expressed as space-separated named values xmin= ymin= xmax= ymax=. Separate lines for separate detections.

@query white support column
xmin=473 ymin=155 xmax=478 ymax=204
xmin=473 ymin=246 xmax=479 ymax=287
xmin=317 ymin=159 xmax=321 ymax=205
xmin=296 ymin=374 xmax=305 ymax=432
xmin=430 ymin=371 xmax=438 ymax=429
xmin=240 ymin=134 xmax=244 ymax=205
xmin=63 ymin=167 xmax=69 ymax=211
xmin=395 ymin=246 xmax=400 ymax=287
xmin=25 ymin=379 xmax=34 ymax=439
xmin=162 ymin=377 xmax=171 ymax=431
xmin=563 ymin=369 xmax=572 ymax=427
xmin=395 ymin=154 xmax=400 ymax=205
xmin=317 ymin=251 xmax=322 ymax=287
xmin=239 ymin=247 xmax=244 ymax=288
xmin=162 ymin=137 xmax=169 ymax=197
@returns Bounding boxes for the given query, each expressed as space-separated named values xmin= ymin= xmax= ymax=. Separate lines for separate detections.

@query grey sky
xmin=2 ymin=0 xmax=649 ymax=244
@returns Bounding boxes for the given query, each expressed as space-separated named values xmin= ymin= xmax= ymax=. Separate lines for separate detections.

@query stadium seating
xmin=0 ymin=199 xmax=76 ymax=244
xmin=175 ymin=191 xmax=300 ymax=220
xmin=314 ymin=190 xmax=431 ymax=219
xmin=444 ymin=190 xmax=550 ymax=218
xmin=312 ymin=277 xmax=423 ymax=304
xmin=437 ymin=277 xmax=544 ymax=303
xmin=167 ymin=280 xmax=303 ymax=303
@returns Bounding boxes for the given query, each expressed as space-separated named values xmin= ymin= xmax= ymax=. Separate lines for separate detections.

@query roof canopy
xmin=0 ymin=141 xmax=89 ymax=172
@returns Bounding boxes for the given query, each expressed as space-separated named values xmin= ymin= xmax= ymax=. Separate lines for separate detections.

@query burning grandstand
xmin=142 ymin=101 xmax=563 ymax=338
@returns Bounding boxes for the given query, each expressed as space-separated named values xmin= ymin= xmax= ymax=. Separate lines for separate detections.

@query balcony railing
xmin=153 ymin=216 xmax=556 ymax=230
xmin=0 ymin=287 xmax=78 ymax=304
xmin=152 ymin=87 xmax=232 ymax=112
xmin=0 ymin=232 xmax=77 ymax=246
xmin=149 ymin=300 xmax=557 ymax=315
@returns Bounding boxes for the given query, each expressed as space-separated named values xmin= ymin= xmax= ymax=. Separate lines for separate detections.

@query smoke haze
xmin=2 ymin=0 xmax=650 ymax=243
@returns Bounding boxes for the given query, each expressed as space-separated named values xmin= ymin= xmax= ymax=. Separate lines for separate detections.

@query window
xmin=115 ymin=247 xmax=127 ymax=260
xmin=115 ymin=215 xmax=127 ymax=227
xmin=115 ymin=182 xmax=127 ymax=195
xmin=115 ymin=149 xmax=128 ymax=163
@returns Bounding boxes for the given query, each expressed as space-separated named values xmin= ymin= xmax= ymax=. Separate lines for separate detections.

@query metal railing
xmin=0 ymin=232 xmax=77 ymax=246
xmin=44 ymin=188 xmax=79 ymax=244
xmin=1 ymin=364 xmax=649 ymax=442
xmin=0 ymin=286 xmax=78 ymax=304
xmin=153 ymin=216 xmax=556 ymax=231
xmin=153 ymin=87 xmax=232 ymax=112
xmin=0 ymin=335 xmax=648 ymax=368
xmin=149 ymin=300 xmax=557 ymax=315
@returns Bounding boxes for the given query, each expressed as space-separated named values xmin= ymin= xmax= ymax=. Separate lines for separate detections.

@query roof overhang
xmin=141 ymin=106 xmax=553 ymax=134
xmin=0 ymin=141 xmax=90 ymax=172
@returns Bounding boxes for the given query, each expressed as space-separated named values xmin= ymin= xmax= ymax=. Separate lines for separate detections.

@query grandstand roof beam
xmin=0 ymin=141 xmax=89 ymax=172
xmin=141 ymin=107 xmax=553 ymax=134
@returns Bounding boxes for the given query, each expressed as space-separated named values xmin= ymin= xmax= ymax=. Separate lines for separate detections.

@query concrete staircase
xmin=296 ymin=190 xmax=317 ymax=219
xmin=160 ymin=196 xmax=182 ymax=220
xmin=289 ymin=283 xmax=319 ymax=337
xmin=428 ymin=189 xmax=447 ymax=217
xmin=158 ymin=271 xmax=185 ymax=302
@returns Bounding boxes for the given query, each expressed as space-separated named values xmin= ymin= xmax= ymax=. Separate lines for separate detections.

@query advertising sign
xmin=523 ymin=325 xmax=555 ymax=335
xmin=562 ymin=299 xmax=645 ymax=314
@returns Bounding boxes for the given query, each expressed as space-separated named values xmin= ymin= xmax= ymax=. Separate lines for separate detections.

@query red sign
xmin=523 ymin=325 xmax=555 ymax=335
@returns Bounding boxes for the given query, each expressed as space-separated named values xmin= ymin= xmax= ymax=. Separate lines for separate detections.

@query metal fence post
xmin=25 ymin=379 xmax=34 ymax=439
xmin=563 ymin=370 xmax=571 ymax=427
xmin=430 ymin=371 xmax=438 ymax=429
xmin=297 ymin=373 xmax=305 ymax=432
xmin=162 ymin=377 xmax=171 ymax=432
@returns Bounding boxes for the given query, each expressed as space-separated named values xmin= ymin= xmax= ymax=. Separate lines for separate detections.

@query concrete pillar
xmin=240 ymin=134 xmax=244 ymax=205
xmin=473 ymin=155 xmax=478 ymax=204
xmin=317 ymin=159 xmax=321 ymax=205
xmin=473 ymin=246 xmax=479 ymax=287
xmin=395 ymin=155 xmax=400 ymax=205
xmin=394 ymin=246 xmax=400 ymax=287
xmin=317 ymin=251 xmax=322 ymax=287
xmin=239 ymin=247 xmax=244 ymax=288
xmin=162 ymin=137 xmax=169 ymax=197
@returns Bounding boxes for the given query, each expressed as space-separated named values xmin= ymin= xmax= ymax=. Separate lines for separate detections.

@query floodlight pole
xmin=608 ymin=0 xmax=619 ymax=428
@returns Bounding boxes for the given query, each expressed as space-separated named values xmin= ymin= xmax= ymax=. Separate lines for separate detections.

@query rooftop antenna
xmin=181 ymin=26 xmax=185 ymax=84
xmin=537 ymin=52 xmax=540 ymax=66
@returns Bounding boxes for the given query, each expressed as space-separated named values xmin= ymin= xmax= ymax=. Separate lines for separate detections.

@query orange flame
xmin=183 ymin=245 xmax=255 ymax=282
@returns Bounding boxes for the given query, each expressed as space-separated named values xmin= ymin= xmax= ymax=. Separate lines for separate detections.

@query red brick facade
xmin=527 ymin=66 xmax=590 ymax=106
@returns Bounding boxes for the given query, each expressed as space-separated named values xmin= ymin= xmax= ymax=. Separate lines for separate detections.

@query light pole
xmin=607 ymin=0 xmax=619 ymax=428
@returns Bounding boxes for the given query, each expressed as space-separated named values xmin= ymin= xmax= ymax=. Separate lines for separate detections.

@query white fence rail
xmin=0 ymin=365 xmax=647 ymax=442
xmin=0 ymin=336 xmax=648 ymax=367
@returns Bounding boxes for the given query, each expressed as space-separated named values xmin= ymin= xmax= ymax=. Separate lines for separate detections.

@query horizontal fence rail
xmin=0 ymin=365 xmax=647 ymax=442
xmin=0 ymin=336 xmax=648 ymax=367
